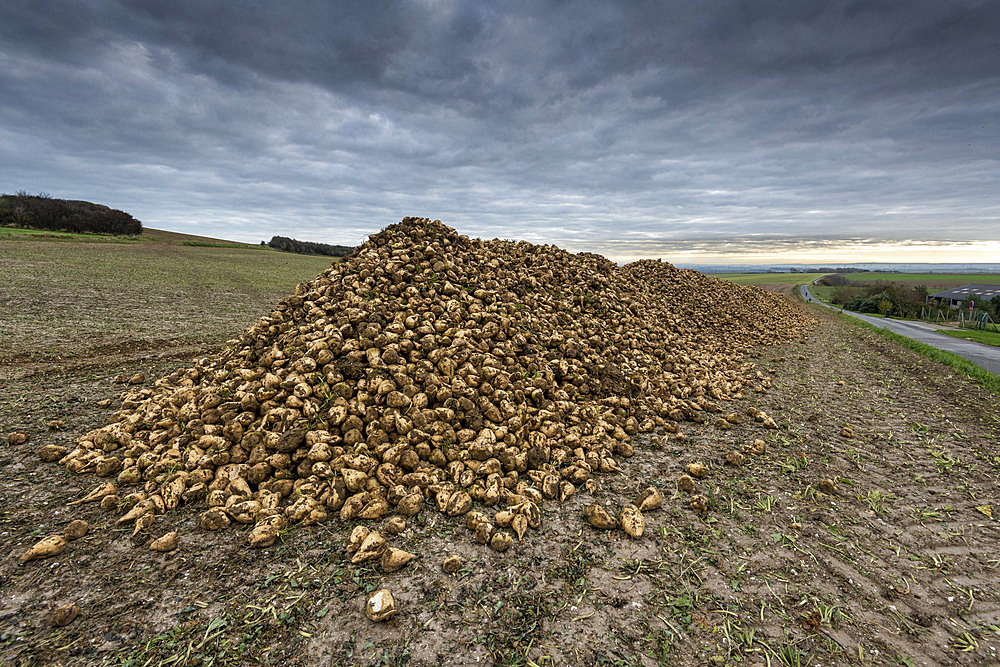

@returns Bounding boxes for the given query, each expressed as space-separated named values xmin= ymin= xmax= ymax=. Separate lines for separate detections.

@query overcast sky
xmin=2 ymin=1 xmax=999 ymax=263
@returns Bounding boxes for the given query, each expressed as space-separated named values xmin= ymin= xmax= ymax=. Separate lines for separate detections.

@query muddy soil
xmin=2 ymin=302 xmax=999 ymax=666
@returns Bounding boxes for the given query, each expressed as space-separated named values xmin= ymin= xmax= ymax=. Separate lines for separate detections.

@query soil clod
xmin=50 ymin=603 xmax=80 ymax=627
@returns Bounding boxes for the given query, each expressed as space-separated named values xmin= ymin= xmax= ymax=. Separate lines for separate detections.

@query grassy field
xmin=0 ymin=227 xmax=332 ymax=363
xmin=850 ymin=272 xmax=1000 ymax=284
xmin=142 ymin=227 xmax=272 ymax=249
xmin=708 ymin=272 xmax=829 ymax=285
xmin=0 ymin=226 xmax=139 ymax=242
xmin=711 ymin=271 xmax=1000 ymax=289
xmin=809 ymin=284 xmax=837 ymax=303
xmin=0 ymin=225 xmax=275 ymax=249
xmin=939 ymin=328 xmax=1000 ymax=348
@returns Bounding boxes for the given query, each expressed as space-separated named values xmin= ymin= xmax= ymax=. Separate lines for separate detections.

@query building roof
xmin=929 ymin=284 xmax=1000 ymax=301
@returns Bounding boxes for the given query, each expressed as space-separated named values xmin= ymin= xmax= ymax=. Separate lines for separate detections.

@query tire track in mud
xmin=641 ymin=300 xmax=1000 ymax=666
xmin=748 ymin=305 xmax=1000 ymax=665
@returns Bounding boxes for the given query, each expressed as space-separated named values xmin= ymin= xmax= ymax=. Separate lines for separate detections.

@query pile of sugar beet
xmin=34 ymin=217 xmax=815 ymax=570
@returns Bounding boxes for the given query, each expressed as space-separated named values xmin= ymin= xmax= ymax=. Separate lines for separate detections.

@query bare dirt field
xmin=845 ymin=275 xmax=1000 ymax=289
xmin=2 ymin=239 xmax=999 ymax=666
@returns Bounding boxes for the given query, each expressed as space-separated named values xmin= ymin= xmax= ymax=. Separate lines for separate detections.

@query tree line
xmin=265 ymin=235 xmax=354 ymax=257
xmin=0 ymin=192 xmax=142 ymax=235
xmin=830 ymin=283 xmax=930 ymax=317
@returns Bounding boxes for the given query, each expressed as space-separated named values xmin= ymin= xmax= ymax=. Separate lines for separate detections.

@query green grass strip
xmin=938 ymin=328 xmax=1000 ymax=348
xmin=180 ymin=240 xmax=265 ymax=249
xmin=834 ymin=311 xmax=1000 ymax=396
xmin=0 ymin=225 xmax=137 ymax=242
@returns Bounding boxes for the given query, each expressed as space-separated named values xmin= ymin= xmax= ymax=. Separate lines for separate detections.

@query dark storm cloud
xmin=1 ymin=0 xmax=998 ymax=260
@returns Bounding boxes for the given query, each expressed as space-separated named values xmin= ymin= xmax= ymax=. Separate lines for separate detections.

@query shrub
xmin=267 ymin=235 xmax=353 ymax=257
xmin=837 ymin=283 xmax=929 ymax=317
xmin=831 ymin=285 xmax=865 ymax=305
xmin=818 ymin=274 xmax=850 ymax=286
xmin=844 ymin=291 xmax=892 ymax=314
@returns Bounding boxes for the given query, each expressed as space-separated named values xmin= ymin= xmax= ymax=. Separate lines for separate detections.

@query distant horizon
xmin=144 ymin=221 xmax=1000 ymax=271
xmin=6 ymin=190 xmax=996 ymax=268
xmin=682 ymin=262 xmax=1000 ymax=272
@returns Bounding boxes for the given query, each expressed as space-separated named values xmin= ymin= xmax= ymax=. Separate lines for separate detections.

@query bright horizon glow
xmin=649 ymin=241 xmax=1000 ymax=266
xmin=556 ymin=239 xmax=1000 ymax=266
xmin=160 ymin=217 xmax=1000 ymax=267
xmin=4 ymin=3 xmax=998 ymax=262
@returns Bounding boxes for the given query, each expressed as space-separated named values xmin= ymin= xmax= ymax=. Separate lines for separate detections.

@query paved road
xmin=800 ymin=285 xmax=1000 ymax=376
